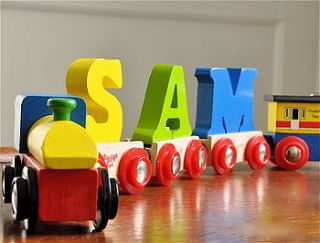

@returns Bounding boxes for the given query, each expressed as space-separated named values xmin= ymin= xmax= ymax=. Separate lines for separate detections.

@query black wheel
xmin=11 ymin=177 xmax=29 ymax=220
xmin=22 ymin=166 xmax=38 ymax=234
xmin=2 ymin=165 xmax=15 ymax=203
xmin=12 ymin=155 xmax=23 ymax=177
xmin=93 ymin=168 xmax=111 ymax=232
xmin=109 ymin=178 xmax=119 ymax=220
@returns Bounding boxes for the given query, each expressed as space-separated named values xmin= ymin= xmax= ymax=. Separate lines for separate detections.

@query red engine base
xmin=23 ymin=155 xmax=99 ymax=221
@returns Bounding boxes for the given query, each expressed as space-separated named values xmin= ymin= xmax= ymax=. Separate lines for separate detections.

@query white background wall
xmin=1 ymin=1 xmax=319 ymax=146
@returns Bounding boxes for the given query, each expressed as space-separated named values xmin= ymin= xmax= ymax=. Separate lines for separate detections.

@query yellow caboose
xmin=264 ymin=94 xmax=320 ymax=169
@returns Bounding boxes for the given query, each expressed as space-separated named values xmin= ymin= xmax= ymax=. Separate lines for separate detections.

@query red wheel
xmin=118 ymin=148 xmax=152 ymax=194
xmin=212 ymin=138 xmax=237 ymax=175
xmin=156 ymin=143 xmax=181 ymax=186
xmin=274 ymin=136 xmax=309 ymax=170
xmin=245 ymin=136 xmax=271 ymax=170
xmin=184 ymin=140 xmax=208 ymax=179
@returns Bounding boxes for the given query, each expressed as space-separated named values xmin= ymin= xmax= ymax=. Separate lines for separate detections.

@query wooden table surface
xmin=1 ymin=147 xmax=319 ymax=242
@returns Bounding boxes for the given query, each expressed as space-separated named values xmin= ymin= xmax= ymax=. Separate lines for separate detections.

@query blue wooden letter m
xmin=193 ymin=67 xmax=258 ymax=138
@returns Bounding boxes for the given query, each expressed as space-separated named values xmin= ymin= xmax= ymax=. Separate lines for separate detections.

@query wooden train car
xmin=192 ymin=67 xmax=271 ymax=175
xmin=264 ymin=94 xmax=320 ymax=169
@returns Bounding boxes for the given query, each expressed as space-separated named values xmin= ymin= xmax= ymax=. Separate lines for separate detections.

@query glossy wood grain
xmin=1 ymin=147 xmax=319 ymax=242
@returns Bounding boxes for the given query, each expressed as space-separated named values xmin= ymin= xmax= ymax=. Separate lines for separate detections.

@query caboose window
xmin=284 ymin=107 xmax=290 ymax=119
xmin=302 ymin=108 xmax=307 ymax=119
xmin=292 ymin=108 xmax=299 ymax=120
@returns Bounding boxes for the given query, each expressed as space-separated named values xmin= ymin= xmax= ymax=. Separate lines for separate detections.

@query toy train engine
xmin=264 ymin=94 xmax=320 ymax=169
xmin=2 ymin=96 xmax=119 ymax=233
xmin=193 ymin=67 xmax=271 ymax=175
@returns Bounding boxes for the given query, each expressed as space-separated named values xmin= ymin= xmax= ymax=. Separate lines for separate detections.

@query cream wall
xmin=1 ymin=1 xmax=319 ymax=146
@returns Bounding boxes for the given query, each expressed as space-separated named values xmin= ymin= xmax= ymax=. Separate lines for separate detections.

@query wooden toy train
xmin=2 ymin=58 xmax=319 ymax=233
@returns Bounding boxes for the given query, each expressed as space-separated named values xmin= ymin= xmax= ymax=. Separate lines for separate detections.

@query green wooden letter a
xmin=133 ymin=64 xmax=192 ymax=145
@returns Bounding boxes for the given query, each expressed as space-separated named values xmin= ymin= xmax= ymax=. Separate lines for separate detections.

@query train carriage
xmin=264 ymin=94 xmax=320 ymax=169
xmin=193 ymin=67 xmax=271 ymax=175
